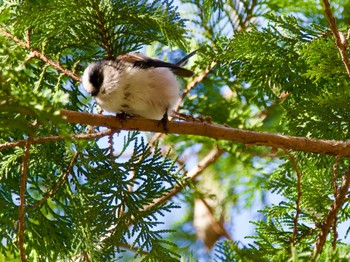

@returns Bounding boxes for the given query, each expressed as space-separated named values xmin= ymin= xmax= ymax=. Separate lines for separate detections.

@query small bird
xmin=82 ymin=51 xmax=196 ymax=121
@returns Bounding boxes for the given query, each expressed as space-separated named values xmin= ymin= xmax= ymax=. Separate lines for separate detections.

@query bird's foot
xmin=159 ymin=111 xmax=169 ymax=134
xmin=115 ymin=112 xmax=132 ymax=126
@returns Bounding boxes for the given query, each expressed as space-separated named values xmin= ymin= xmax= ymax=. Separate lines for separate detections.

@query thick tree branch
xmin=314 ymin=166 xmax=350 ymax=257
xmin=61 ymin=109 xmax=350 ymax=157
xmin=322 ymin=0 xmax=350 ymax=78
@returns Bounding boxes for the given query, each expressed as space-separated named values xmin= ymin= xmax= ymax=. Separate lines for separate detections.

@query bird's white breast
xmin=96 ymin=66 xmax=180 ymax=120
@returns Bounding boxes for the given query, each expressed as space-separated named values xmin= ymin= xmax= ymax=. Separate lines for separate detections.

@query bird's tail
xmin=175 ymin=49 xmax=198 ymax=66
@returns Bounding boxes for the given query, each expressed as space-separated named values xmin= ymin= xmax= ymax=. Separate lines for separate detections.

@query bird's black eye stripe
xmin=89 ymin=62 xmax=104 ymax=96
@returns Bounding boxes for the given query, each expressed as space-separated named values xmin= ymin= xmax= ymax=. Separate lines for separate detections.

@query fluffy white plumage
xmin=82 ymin=52 xmax=195 ymax=120
xmin=83 ymin=63 xmax=179 ymax=120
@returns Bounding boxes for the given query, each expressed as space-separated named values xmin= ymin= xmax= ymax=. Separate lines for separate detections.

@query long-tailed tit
xmin=82 ymin=51 xmax=196 ymax=121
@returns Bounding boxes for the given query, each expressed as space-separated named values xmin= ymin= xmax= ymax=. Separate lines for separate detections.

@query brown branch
xmin=117 ymin=242 xmax=149 ymax=255
xmin=285 ymin=150 xmax=302 ymax=245
xmin=19 ymin=136 xmax=33 ymax=262
xmin=332 ymin=157 xmax=340 ymax=249
xmin=239 ymin=0 xmax=258 ymax=30
xmin=31 ymin=50 xmax=81 ymax=81
xmin=82 ymin=251 xmax=91 ymax=262
xmin=0 ymin=28 xmax=80 ymax=81
xmin=0 ymin=28 xmax=30 ymax=48
xmin=314 ymin=166 xmax=350 ymax=257
xmin=199 ymin=197 xmax=232 ymax=241
xmin=26 ymin=29 xmax=31 ymax=48
xmin=93 ymin=2 xmax=113 ymax=56
xmin=322 ymin=0 xmax=350 ymax=78
xmin=29 ymin=152 xmax=79 ymax=211
xmin=75 ymin=242 xmax=148 ymax=261
xmin=140 ymin=147 xmax=223 ymax=213
xmin=61 ymin=109 xmax=350 ymax=157
xmin=0 ymin=129 xmax=115 ymax=151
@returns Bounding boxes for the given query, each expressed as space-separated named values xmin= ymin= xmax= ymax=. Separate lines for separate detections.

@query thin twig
xmin=82 ymin=251 xmax=91 ymax=262
xmin=314 ymin=166 xmax=350 ymax=257
xmin=0 ymin=129 xmax=115 ymax=151
xmin=19 ymin=136 xmax=33 ymax=262
xmin=239 ymin=0 xmax=258 ymax=30
xmin=123 ymin=147 xmax=222 ymax=245
xmin=0 ymin=28 xmax=30 ymax=48
xmin=119 ymin=146 xmax=223 ymax=231
xmin=0 ymin=28 xmax=80 ymax=81
xmin=28 ymin=152 xmax=79 ymax=211
xmin=322 ymin=0 xmax=350 ymax=78
xmin=26 ymin=29 xmax=31 ymax=48
xmin=332 ymin=216 xmax=338 ymax=249
xmin=285 ymin=150 xmax=302 ymax=245
xmin=92 ymin=2 xmax=113 ymax=56
xmin=117 ymin=242 xmax=149 ymax=255
xmin=199 ymin=197 xmax=232 ymax=240
xmin=31 ymin=50 xmax=81 ymax=81
xmin=332 ymin=157 xmax=340 ymax=250
xmin=140 ymin=146 xmax=223 ymax=213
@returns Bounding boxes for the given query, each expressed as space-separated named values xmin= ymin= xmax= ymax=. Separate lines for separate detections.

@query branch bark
xmin=0 ymin=129 xmax=115 ymax=151
xmin=314 ymin=166 xmax=350 ymax=257
xmin=286 ymin=150 xmax=302 ymax=245
xmin=199 ymin=197 xmax=232 ymax=241
xmin=29 ymin=152 xmax=79 ymax=211
xmin=61 ymin=109 xmax=350 ymax=157
xmin=141 ymin=146 xmax=223 ymax=213
xmin=0 ymin=28 xmax=80 ymax=81
xmin=322 ymin=0 xmax=350 ymax=78
xmin=332 ymin=157 xmax=340 ymax=250
xmin=19 ymin=136 xmax=32 ymax=262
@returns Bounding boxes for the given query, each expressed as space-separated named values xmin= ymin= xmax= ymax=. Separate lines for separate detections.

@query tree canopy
xmin=1 ymin=0 xmax=350 ymax=261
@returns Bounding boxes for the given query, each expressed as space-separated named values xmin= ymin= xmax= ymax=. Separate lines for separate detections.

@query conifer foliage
xmin=1 ymin=0 xmax=350 ymax=261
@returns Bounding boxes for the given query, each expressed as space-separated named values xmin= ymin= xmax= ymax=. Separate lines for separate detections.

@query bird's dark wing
xmin=142 ymin=59 xmax=195 ymax=77
xmin=117 ymin=53 xmax=195 ymax=77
